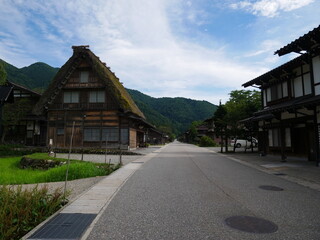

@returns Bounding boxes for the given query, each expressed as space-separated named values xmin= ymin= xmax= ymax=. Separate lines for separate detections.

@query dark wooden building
xmin=0 ymin=81 xmax=46 ymax=145
xmin=147 ymin=128 xmax=167 ymax=145
xmin=242 ymin=25 xmax=320 ymax=164
xmin=33 ymin=45 xmax=150 ymax=149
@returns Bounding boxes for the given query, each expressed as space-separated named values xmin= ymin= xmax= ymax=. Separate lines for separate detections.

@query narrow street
xmin=87 ymin=141 xmax=320 ymax=240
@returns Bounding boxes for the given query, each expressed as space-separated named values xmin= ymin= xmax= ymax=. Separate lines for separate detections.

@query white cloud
xmin=0 ymin=0 xmax=266 ymax=105
xmin=231 ymin=0 xmax=314 ymax=17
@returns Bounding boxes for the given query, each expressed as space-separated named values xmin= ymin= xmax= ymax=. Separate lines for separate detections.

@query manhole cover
xmin=274 ymin=173 xmax=287 ymax=176
xmin=225 ymin=216 xmax=278 ymax=233
xmin=259 ymin=185 xmax=284 ymax=191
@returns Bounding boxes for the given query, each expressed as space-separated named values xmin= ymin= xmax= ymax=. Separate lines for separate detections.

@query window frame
xmin=64 ymin=91 xmax=79 ymax=103
xmin=89 ymin=91 xmax=105 ymax=103
xmin=80 ymin=71 xmax=89 ymax=83
xmin=84 ymin=128 xmax=100 ymax=142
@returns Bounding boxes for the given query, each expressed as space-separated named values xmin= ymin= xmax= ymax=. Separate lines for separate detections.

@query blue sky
xmin=0 ymin=0 xmax=319 ymax=104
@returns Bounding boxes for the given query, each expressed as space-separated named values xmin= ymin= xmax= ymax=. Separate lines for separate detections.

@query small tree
xmin=188 ymin=121 xmax=203 ymax=143
xmin=199 ymin=135 xmax=216 ymax=147
xmin=225 ymin=90 xmax=261 ymax=140
xmin=1 ymin=99 xmax=33 ymax=143
xmin=213 ymin=104 xmax=227 ymax=152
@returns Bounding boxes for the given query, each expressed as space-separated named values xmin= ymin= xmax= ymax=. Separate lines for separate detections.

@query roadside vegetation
xmin=199 ymin=136 xmax=217 ymax=147
xmin=0 ymin=152 xmax=120 ymax=239
xmin=0 ymin=185 xmax=66 ymax=240
xmin=0 ymin=153 xmax=120 ymax=185
xmin=181 ymin=90 xmax=261 ymax=152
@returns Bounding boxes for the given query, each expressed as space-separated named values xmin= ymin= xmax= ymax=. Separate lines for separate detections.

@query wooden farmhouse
xmin=0 ymin=81 xmax=46 ymax=145
xmin=33 ymin=45 xmax=152 ymax=149
xmin=242 ymin=25 xmax=320 ymax=164
xmin=147 ymin=128 xmax=167 ymax=145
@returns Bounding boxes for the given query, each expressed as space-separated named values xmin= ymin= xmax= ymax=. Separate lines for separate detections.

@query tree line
xmin=183 ymin=89 xmax=261 ymax=151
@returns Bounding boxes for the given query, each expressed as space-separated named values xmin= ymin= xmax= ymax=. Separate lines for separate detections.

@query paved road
xmin=87 ymin=141 xmax=320 ymax=240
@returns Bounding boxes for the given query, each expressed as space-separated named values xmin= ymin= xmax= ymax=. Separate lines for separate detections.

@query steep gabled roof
xmin=275 ymin=25 xmax=320 ymax=56
xmin=9 ymin=81 xmax=41 ymax=96
xmin=242 ymin=54 xmax=308 ymax=88
xmin=33 ymin=46 xmax=145 ymax=119
xmin=0 ymin=84 xmax=13 ymax=103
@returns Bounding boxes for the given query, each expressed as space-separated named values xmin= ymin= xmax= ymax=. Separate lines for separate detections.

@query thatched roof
xmin=33 ymin=46 xmax=145 ymax=119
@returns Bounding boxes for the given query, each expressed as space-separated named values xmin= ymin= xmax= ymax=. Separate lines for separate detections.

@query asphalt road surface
xmin=87 ymin=141 xmax=320 ymax=240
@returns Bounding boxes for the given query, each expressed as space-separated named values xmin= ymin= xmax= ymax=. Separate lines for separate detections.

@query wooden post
xmin=81 ymin=114 xmax=85 ymax=161
xmin=280 ymin=124 xmax=287 ymax=162
xmin=119 ymin=115 xmax=122 ymax=165
xmin=64 ymin=121 xmax=75 ymax=199
xmin=105 ymin=135 xmax=108 ymax=164
xmin=224 ymin=127 xmax=228 ymax=153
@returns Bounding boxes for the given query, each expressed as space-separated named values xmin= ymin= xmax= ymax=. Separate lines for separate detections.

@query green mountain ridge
xmin=0 ymin=59 xmax=59 ymax=90
xmin=1 ymin=59 xmax=217 ymax=135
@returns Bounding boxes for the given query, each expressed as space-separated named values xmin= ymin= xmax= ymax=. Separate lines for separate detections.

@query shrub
xmin=40 ymin=162 xmax=120 ymax=183
xmin=0 ymin=144 xmax=35 ymax=157
xmin=199 ymin=136 xmax=217 ymax=147
xmin=0 ymin=185 xmax=66 ymax=240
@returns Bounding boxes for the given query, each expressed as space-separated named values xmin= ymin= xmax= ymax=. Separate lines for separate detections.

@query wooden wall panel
xmin=129 ymin=128 xmax=137 ymax=149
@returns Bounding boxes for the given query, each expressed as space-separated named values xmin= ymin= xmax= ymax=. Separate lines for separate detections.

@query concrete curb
xmin=23 ymin=146 xmax=166 ymax=240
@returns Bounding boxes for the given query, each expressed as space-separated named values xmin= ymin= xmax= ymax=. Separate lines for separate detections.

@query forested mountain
xmin=127 ymin=89 xmax=217 ymax=134
xmin=0 ymin=59 xmax=59 ymax=90
xmin=1 ymin=59 xmax=217 ymax=135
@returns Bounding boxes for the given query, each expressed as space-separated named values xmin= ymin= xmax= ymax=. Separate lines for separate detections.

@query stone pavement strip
xmin=206 ymin=147 xmax=320 ymax=192
xmin=23 ymin=148 xmax=163 ymax=240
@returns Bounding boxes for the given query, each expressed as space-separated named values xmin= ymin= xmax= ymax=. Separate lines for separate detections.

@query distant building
xmin=147 ymin=128 xmax=167 ymax=145
xmin=33 ymin=45 xmax=152 ymax=149
xmin=0 ymin=81 xmax=46 ymax=145
xmin=242 ymin=25 xmax=320 ymax=164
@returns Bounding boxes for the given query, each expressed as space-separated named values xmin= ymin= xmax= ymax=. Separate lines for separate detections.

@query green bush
xmin=199 ymin=136 xmax=217 ymax=147
xmin=40 ymin=162 xmax=120 ymax=183
xmin=0 ymin=185 xmax=66 ymax=240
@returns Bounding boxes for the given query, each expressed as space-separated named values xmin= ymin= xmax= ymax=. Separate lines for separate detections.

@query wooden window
xmin=89 ymin=91 xmax=105 ymax=103
xmin=102 ymin=128 xmax=119 ymax=141
xmin=262 ymin=90 xmax=267 ymax=106
xmin=313 ymin=56 xmax=320 ymax=85
xmin=64 ymin=92 xmax=79 ymax=103
xmin=84 ymin=128 xmax=100 ymax=141
xmin=268 ymin=128 xmax=280 ymax=147
xmin=292 ymin=64 xmax=312 ymax=97
xmin=315 ymin=85 xmax=320 ymax=95
xmin=293 ymin=77 xmax=303 ymax=97
xmin=57 ymin=128 xmax=64 ymax=135
xmin=285 ymin=128 xmax=291 ymax=147
xmin=282 ymin=82 xmax=288 ymax=97
xmin=267 ymin=82 xmax=287 ymax=102
xmin=80 ymin=71 xmax=89 ymax=83
xmin=266 ymin=88 xmax=271 ymax=102
xmin=303 ymin=73 xmax=312 ymax=95
xmin=270 ymin=85 xmax=278 ymax=101
xmin=121 ymin=128 xmax=129 ymax=144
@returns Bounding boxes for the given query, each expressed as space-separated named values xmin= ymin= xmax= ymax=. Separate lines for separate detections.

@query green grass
xmin=0 ymin=153 xmax=119 ymax=185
